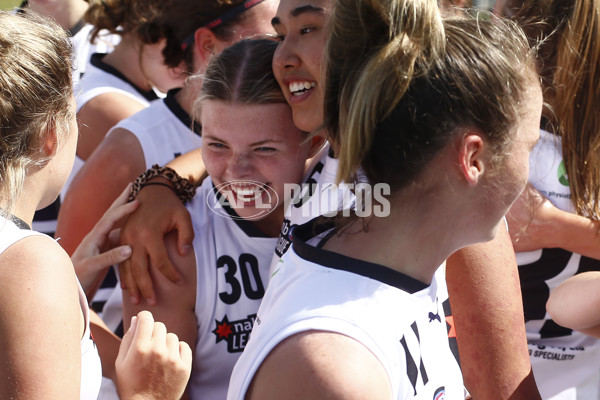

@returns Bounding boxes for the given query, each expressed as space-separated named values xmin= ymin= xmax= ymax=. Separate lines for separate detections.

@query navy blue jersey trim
xmin=89 ymin=53 xmax=160 ymax=102
xmin=212 ymin=185 xmax=271 ymax=238
xmin=292 ymin=217 xmax=428 ymax=293
xmin=163 ymin=88 xmax=202 ymax=136
xmin=6 ymin=213 xmax=31 ymax=230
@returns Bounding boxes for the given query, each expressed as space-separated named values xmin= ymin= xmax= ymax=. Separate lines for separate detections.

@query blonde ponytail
xmin=324 ymin=0 xmax=445 ymax=183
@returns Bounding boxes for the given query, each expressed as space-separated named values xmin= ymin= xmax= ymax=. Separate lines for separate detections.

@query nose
xmin=227 ymin=152 xmax=254 ymax=179
xmin=273 ymin=37 xmax=300 ymax=73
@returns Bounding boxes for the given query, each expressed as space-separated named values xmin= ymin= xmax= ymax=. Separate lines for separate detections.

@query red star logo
xmin=212 ymin=316 xmax=233 ymax=343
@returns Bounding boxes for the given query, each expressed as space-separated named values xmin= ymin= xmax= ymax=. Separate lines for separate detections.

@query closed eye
xmin=208 ymin=142 xmax=228 ymax=150
xmin=256 ymin=146 xmax=277 ymax=153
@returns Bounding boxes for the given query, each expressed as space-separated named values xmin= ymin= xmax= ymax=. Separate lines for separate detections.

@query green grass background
xmin=0 ymin=0 xmax=21 ymax=10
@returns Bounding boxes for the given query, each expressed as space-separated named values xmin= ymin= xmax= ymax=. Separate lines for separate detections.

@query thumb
xmin=117 ymin=315 xmax=138 ymax=364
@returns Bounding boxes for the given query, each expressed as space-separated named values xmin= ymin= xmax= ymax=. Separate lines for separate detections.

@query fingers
xmin=117 ymin=313 xmax=139 ymax=364
xmin=132 ymin=310 xmax=156 ymax=344
xmin=119 ymin=253 xmax=143 ymax=305
xmin=175 ymin=210 xmax=195 ymax=257
xmin=132 ymin=244 xmax=168 ymax=306
xmin=106 ymin=183 xmax=135 ymax=213
xmin=92 ymin=245 xmax=132 ymax=269
xmin=87 ymin=200 xmax=139 ymax=251
xmin=148 ymin=242 xmax=183 ymax=285
xmin=96 ymin=200 xmax=139 ymax=237
xmin=116 ymin=311 xmax=192 ymax=400
xmin=179 ymin=340 xmax=193 ymax=367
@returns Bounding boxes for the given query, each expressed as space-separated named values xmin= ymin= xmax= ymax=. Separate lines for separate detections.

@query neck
xmin=175 ymin=80 xmax=200 ymax=115
xmin=322 ymin=183 xmax=473 ymax=285
xmin=103 ymin=34 xmax=153 ymax=91
xmin=3 ymin=183 xmax=41 ymax=228
xmin=250 ymin=207 xmax=284 ymax=238
xmin=28 ymin=0 xmax=88 ymax=32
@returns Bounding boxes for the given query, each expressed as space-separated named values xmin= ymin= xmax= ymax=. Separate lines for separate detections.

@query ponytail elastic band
xmin=181 ymin=0 xmax=266 ymax=50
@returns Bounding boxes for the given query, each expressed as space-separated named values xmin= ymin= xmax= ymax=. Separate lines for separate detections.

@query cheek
xmin=272 ymin=52 xmax=285 ymax=87
xmin=202 ymin=151 xmax=224 ymax=181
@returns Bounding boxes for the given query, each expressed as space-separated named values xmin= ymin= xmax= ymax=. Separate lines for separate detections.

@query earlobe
xmin=41 ymin=126 xmax=59 ymax=157
xmin=459 ymin=133 xmax=485 ymax=186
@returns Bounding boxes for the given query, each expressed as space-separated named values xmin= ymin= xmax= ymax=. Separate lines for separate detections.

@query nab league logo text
xmin=212 ymin=314 xmax=256 ymax=353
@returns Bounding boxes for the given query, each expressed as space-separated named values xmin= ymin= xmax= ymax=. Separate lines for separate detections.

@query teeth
xmin=229 ymin=183 xmax=265 ymax=202
xmin=289 ymin=81 xmax=316 ymax=95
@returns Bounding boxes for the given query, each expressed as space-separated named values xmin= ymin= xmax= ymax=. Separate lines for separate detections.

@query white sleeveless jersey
xmin=76 ymin=53 xmax=159 ymax=113
xmin=517 ymin=129 xmax=600 ymax=398
xmin=0 ymin=217 xmax=102 ymax=400
xmin=109 ymin=88 xmax=202 ymax=168
xmin=271 ymin=144 xmax=460 ymax=371
xmin=70 ymin=24 xmax=120 ymax=84
xmin=71 ymin=52 xmax=160 ymax=194
xmin=228 ymin=218 xmax=465 ymax=400
xmin=188 ymin=178 xmax=277 ymax=399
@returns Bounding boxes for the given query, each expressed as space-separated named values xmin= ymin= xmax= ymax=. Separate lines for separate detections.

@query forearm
xmin=90 ymin=310 xmax=120 ymax=382
xmin=446 ymin=225 xmax=540 ymax=399
xmin=543 ymin=211 xmax=600 ymax=259
xmin=165 ymin=148 xmax=205 ymax=185
xmin=508 ymin=184 xmax=600 ymax=258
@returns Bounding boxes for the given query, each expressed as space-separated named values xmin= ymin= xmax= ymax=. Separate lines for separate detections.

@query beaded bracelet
xmin=128 ymin=164 xmax=196 ymax=203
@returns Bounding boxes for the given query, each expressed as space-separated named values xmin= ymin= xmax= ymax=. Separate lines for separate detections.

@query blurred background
xmin=1 ymin=0 xmax=20 ymax=9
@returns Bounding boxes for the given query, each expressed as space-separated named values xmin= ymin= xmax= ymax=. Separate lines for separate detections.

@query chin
xmin=292 ymin=111 xmax=321 ymax=134
xmin=481 ymin=220 xmax=503 ymax=244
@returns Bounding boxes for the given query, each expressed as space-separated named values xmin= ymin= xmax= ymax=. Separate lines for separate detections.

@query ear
xmin=167 ymin=61 xmax=189 ymax=81
xmin=41 ymin=125 xmax=59 ymax=158
xmin=458 ymin=133 xmax=485 ymax=186
xmin=192 ymin=27 xmax=218 ymax=69
xmin=307 ymin=134 xmax=326 ymax=158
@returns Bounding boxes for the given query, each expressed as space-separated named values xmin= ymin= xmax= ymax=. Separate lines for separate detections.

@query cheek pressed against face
xmin=477 ymin=76 xmax=542 ymax=239
xmin=503 ymin=78 xmax=543 ymax=204
xmin=201 ymin=100 xmax=310 ymax=219
xmin=271 ymin=0 xmax=331 ymax=133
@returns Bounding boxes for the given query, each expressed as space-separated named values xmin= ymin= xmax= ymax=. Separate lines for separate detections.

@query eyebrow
xmin=271 ymin=4 xmax=326 ymax=26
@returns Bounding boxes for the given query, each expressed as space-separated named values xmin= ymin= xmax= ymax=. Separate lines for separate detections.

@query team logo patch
xmin=212 ymin=314 xmax=257 ymax=353
xmin=558 ymin=161 xmax=569 ymax=186
xmin=433 ymin=386 xmax=445 ymax=400
xmin=275 ymin=219 xmax=296 ymax=257
xmin=428 ymin=312 xmax=441 ymax=323
xmin=207 ymin=180 xmax=279 ymax=220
